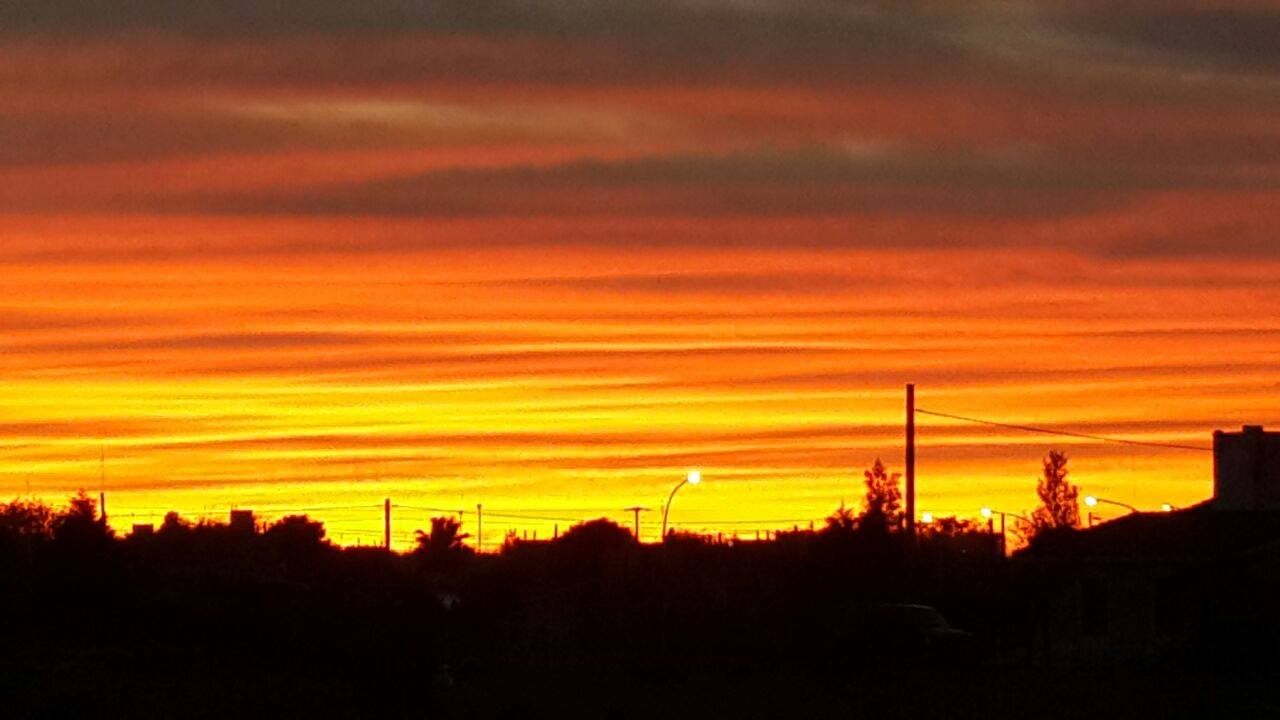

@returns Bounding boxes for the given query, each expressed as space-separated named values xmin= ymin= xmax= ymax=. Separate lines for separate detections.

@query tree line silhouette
xmin=0 ymin=451 xmax=1240 ymax=718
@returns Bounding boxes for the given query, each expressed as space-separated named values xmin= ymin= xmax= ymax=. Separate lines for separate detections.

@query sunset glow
xmin=4 ymin=2 xmax=1279 ymax=548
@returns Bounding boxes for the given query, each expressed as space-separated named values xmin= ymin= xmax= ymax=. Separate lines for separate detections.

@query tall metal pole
xmin=383 ymin=498 xmax=391 ymax=550
xmin=476 ymin=503 xmax=483 ymax=553
xmin=660 ymin=479 xmax=689 ymax=540
xmin=906 ymin=383 xmax=916 ymax=539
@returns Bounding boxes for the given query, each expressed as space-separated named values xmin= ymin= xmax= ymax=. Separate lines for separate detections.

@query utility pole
xmin=476 ymin=503 xmax=483 ymax=553
xmin=383 ymin=498 xmax=391 ymax=550
xmin=624 ymin=506 xmax=648 ymax=541
xmin=998 ymin=513 xmax=1006 ymax=557
xmin=905 ymin=383 xmax=916 ymax=539
xmin=99 ymin=444 xmax=107 ymax=523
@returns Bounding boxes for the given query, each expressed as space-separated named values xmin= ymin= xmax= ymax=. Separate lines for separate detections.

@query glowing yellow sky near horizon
xmin=3 ymin=15 xmax=1280 ymax=548
xmin=3 ymin=212 xmax=1276 ymax=548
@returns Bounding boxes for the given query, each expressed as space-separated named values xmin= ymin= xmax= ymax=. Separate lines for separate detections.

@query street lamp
xmin=661 ymin=470 xmax=702 ymax=540
xmin=979 ymin=507 xmax=1027 ymax=556
xmin=1083 ymin=495 xmax=1140 ymax=514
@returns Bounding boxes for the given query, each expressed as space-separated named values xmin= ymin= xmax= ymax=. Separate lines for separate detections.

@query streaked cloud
xmin=0 ymin=0 xmax=1277 ymax=543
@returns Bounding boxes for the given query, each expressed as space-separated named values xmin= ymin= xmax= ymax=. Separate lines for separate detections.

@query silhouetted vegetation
xmin=859 ymin=457 xmax=903 ymax=533
xmin=1 ymin=468 xmax=1276 ymax=718
xmin=1023 ymin=450 xmax=1081 ymax=546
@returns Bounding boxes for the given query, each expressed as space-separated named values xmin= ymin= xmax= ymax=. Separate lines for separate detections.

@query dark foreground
xmin=5 ymin=650 xmax=1280 ymax=719
xmin=6 ymin=503 xmax=1280 ymax=718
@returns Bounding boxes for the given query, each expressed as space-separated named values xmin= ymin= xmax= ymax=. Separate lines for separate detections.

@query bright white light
xmin=687 ymin=470 xmax=702 ymax=485
xmin=1161 ymin=503 xmax=1173 ymax=512
xmin=980 ymin=507 xmax=993 ymax=519
xmin=921 ymin=512 xmax=933 ymax=523
xmin=1084 ymin=496 xmax=1098 ymax=507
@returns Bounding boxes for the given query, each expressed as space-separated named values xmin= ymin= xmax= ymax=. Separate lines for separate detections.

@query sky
xmin=2 ymin=0 xmax=1279 ymax=547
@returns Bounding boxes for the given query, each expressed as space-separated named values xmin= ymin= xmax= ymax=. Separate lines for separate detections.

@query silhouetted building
xmin=1022 ymin=501 xmax=1280 ymax=656
xmin=230 ymin=509 xmax=256 ymax=535
xmin=1214 ymin=425 xmax=1280 ymax=511
xmin=131 ymin=523 xmax=154 ymax=537
xmin=1019 ymin=425 xmax=1280 ymax=662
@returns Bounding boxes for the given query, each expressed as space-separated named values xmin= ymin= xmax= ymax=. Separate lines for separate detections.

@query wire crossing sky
xmin=2 ymin=1 xmax=1279 ymax=543
xmin=914 ymin=409 xmax=1214 ymax=453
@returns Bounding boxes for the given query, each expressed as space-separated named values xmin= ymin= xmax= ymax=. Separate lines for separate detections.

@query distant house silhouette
xmin=230 ymin=509 xmax=256 ymax=536
xmin=1020 ymin=426 xmax=1280 ymax=663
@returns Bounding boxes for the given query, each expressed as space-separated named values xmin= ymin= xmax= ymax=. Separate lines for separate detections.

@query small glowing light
xmin=1084 ymin=496 xmax=1098 ymax=507
xmin=1161 ymin=503 xmax=1173 ymax=512
xmin=980 ymin=507 xmax=993 ymax=519
xmin=921 ymin=512 xmax=933 ymax=523
xmin=686 ymin=470 xmax=702 ymax=485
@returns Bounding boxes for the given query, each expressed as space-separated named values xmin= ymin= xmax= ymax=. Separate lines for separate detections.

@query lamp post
xmin=1083 ymin=495 xmax=1140 ymax=515
xmin=980 ymin=507 xmax=1027 ymax=556
xmin=661 ymin=471 xmax=701 ymax=540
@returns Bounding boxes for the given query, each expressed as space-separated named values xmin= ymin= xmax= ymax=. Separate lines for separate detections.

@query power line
xmin=391 ymin=504 xmax=467 ymax=515
xmin=915 ymin=408 xmax=1212 ymax=452
xmin=482 ymin=510 xmax=603 ymax=522
xmin=268 ymin=504 xmax=381 ymax=513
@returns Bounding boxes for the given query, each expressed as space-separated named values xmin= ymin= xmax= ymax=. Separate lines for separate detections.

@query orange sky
xmin=2 ymin=2 xmax=1279 ymax=547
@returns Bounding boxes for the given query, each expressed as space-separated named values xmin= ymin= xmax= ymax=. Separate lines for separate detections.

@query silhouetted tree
xmin=415 ymin=516 xmax=469 ymax=555
xmin=50 ymin=489 xmax=114 ymax=545
xmin=0 ymin=497 xmax=54 ymax=539
xmin=1024 ymin=450 xmax=1079 ymax=540
xmin=555 ymin=518 xmax=635 ymax=551
xmin=0 ymin=498 xmax=54 ymax=571
xmin=158 ymin=510 xmax=193 ymax=537
xmin=859 ymin=458 xmax=903 ymax=533
xmin=414 ymin=516 xmax=474 ymax=574
xmin=822 ymin=502 xmax=857 ymax=535
xmin=262 ymin=514 xmax=329 ymax=556
xmin=921 ymin=515 xmax=980 ymax=537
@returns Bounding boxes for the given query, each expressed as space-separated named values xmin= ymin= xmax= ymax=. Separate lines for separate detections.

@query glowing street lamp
xmin=979 ymin=507 xmax=1027 ymax=555
xmin=1083 ymin=495 xmax=1140 ymax=514
xmin=661 ymin=470 xmax=702 ymax=540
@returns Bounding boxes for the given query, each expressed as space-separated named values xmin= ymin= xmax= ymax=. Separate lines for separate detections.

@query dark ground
xmin=6 ymin=508 xmax=1280 ymax=718
xmin=5 ymin=648 xmax=1279 ymax=719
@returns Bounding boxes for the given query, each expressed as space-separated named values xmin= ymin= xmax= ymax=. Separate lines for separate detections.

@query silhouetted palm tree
xmin=415 ymin=516 xmax=470 ymax=556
